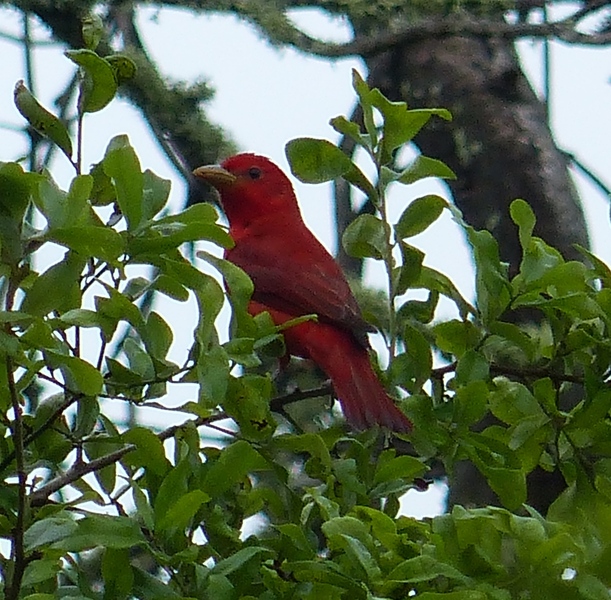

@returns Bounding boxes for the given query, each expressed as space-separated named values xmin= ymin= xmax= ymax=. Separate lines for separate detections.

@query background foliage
xmin=1 ymin=2 xmax=611 ymax=599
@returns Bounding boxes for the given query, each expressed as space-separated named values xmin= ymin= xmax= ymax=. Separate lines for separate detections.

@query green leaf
xmin=105 ymin=53 xmax=137 ymax=85
xmin=417 ymin=266 xmax=475 ymax=320
xmin=14 ymin=80 xmax=72 ymax=159
xmin=45 ymin=351 xmax=103 ymax=396
xmin=150 ymin=273 xmax=189 ymax=302
xmin=576 ymin=244 xmax=611 ymax=287
xmin=131 ymin=481 xmax=154 ymax=531
xmin=197 ymin=347 xmax=230 ymax=408
xmin=22 ymin=558 xmax=61 ymax=588
xmin=121 ymin=426 xmax=169 ymax=477
xmin=24 ymin=515 xmax=78 ymax=552
xmin=224 ymin=375 xmax=275 ymax=440
xmin=371 ymin=89 xmax=452 ymax=164
xmin=395 ymin=194 xmax=447 ymax=238
xmin=55 ymin=514 xmax=145 ymax=551
xmin=0 ymin=162 xmax=39 ymax=265
xmin=371 ymin=93 xmax=427 ymax=163
xmin=102 ymin=134 xmax=143 ymax=230
xmin=342 ymin=214 xmax=386 ymax=260
xmin=285 ymin=137 xmax=377 ymax=201
xmin=212 ymin=547 xmax=273 ymax=576
xmin=454 ymin=380 xmax=489 ymax=427
xmin=462 ymin=432 xmax=526 ymax=510
xmin=156 ymin=489 xmax=210 ymax=533
xmin=489 ymin=379 xmax=546 ymax=426
xmin=396 ymin=242 xmax=424 ymax=294
xmin=65 ymin=49 xmax=117 ymax=113
xmin=64 ymin=174 xmax=94 ymax=223
xmin=390 ymin=324 xmax=432 ymax=393
xmin=157 ymin=202 xmax=218 ymax=226
xmin=130 ymin=222 xmax=231 ymax=255
xmin=272 ymin=433 xmax=332 ymax=473
xmin=433 ymin=320 xmax=482 ymax=358
xmin=96 ymin=285 xmax=145 ymax=332
xmin=59 ymin=308 xmax=116 ymax=339
xmin=81 ymin=14 xmax=104 ymax=50
xmin=455 ymin=349 xmax=490 ymax=384
xmin=21 ymin=252 xmax=84 ymax=317
xmin=351 ymin=70 xmax=378 ymax=147
xmin=487 ymin=321 xmax=536 ymax=362
xmin=386 ymin=555 xmax=468 ymax=584
xmin=516 ymin=239 xmax=564 ymax=289
xmin=199 ymin=251 xmax=254 ymax=338
xmin=466 ymin=227 xmax=511 ymax=323
xmin=141 ymin=169 xmax=171 ymax=221
xmin=203 ymin=440 xmax=269 ymax=496
xmin=397 ymin=155 xmax=456 ymax=184
xmin=47 ymin=226 xmax=125 ymax=263
xmin=370 ymin=86 xmax=452 ymax=163
xmin=142 ymin=311 xmax=173 ymax=359
xmin=373 ymin=454 xmax=427 ymax=486
xmin=286 ymin=138 xmax=353 ymax=183
xmin=102 ymin=547 xmax=134 ymax=600
xmin=89 ymin=161 xmax=116 ymax=206
xmin=153 ymin=458 xmax=191 ymax=526
xmin=123 ymin=337 xmax=155 ymax=379
xmin=329 ymin=115 xmax=371 ymax=150
xmin=335 ymin=534 xmax=382 ymax=582
xmin=223 ymin=337 xmax=260 ymax=368
xmin=73 ymin=395 xmax=100 ymax=438
xmin=197 ymin=252 xmax=252 ymax=310
xmin=31 ymin=174 xmax=66 ymax=229
xmin=510 ymin=198 xmax=536 ymax=251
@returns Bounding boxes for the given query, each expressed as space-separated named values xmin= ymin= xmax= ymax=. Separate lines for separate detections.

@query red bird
xmin=193 ymin=153 xmax=411 ymax=433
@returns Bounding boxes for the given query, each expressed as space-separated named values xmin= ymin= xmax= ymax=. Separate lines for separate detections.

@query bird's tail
xmin=294 ymin=323 xmax=411 ymax=432
xmin=258 ymin=302 xmax=412 ymax=433
xmin=328 ymin=346 xmax=412 ymax=433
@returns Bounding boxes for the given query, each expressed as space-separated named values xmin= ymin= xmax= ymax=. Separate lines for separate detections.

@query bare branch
xmin=209 ymin=0 xmax=611 ymax=56
xmin=297 ymin=17 xmax=611 ymax=58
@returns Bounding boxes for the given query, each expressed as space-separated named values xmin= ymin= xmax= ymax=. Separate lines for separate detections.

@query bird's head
xmin=193 ymin=153 xmax=300 ymax=229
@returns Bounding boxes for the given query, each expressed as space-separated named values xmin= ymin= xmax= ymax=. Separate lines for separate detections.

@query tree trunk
xmin=366 ymin=35 xmax=589 ymax=271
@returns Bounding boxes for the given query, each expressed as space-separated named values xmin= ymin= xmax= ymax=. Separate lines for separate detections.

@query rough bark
xmin=334 ymin=34 xmax=590 ymax=279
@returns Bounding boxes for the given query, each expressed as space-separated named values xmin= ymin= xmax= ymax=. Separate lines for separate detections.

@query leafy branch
xmin=28 ymin=383 xmax=334 ymax=508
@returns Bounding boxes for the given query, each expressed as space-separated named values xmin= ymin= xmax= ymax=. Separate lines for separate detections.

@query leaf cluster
xmin=1 ymin=48 xmax=611 ymax=600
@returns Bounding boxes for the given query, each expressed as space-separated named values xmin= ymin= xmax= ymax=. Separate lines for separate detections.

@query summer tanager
xmin=193 ymin=153 xmax=411 ymax=433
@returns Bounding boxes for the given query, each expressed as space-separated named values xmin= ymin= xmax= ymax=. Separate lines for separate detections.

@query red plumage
xmin=193 ymin=153 xmax=411 ymax=433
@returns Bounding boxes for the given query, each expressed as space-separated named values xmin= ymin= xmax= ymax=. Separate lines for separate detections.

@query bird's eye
xmin=248 ymin=167 xmax=262 ymax=180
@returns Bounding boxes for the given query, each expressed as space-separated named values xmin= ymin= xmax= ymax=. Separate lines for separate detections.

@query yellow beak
xmin=192 ymin=165 xmax=237 ymax=188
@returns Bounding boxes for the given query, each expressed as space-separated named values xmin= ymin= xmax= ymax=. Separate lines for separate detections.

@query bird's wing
xmin=226 ymin=225 xmax=373 ymax=345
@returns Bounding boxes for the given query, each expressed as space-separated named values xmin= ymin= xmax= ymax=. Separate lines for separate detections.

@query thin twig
xmin=564 ymin=151 xmax=611 ymax=198
xmin=6 ymin=358 xmax=28 ymax=600
xmin=431 ymin=360 xmax=586 ymax=385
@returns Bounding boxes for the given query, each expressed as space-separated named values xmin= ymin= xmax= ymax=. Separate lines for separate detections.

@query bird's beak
xmin=192 ymin=165 xmax=237 ymax=189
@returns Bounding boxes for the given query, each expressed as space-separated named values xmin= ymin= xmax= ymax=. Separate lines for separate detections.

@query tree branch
xmin=191 ymin=0 xmax=611 ymax=56
xmin=29 ymin=383 xmax=334 ymax=507
xmin=6 ymin=357 xmax=27 ymax=600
